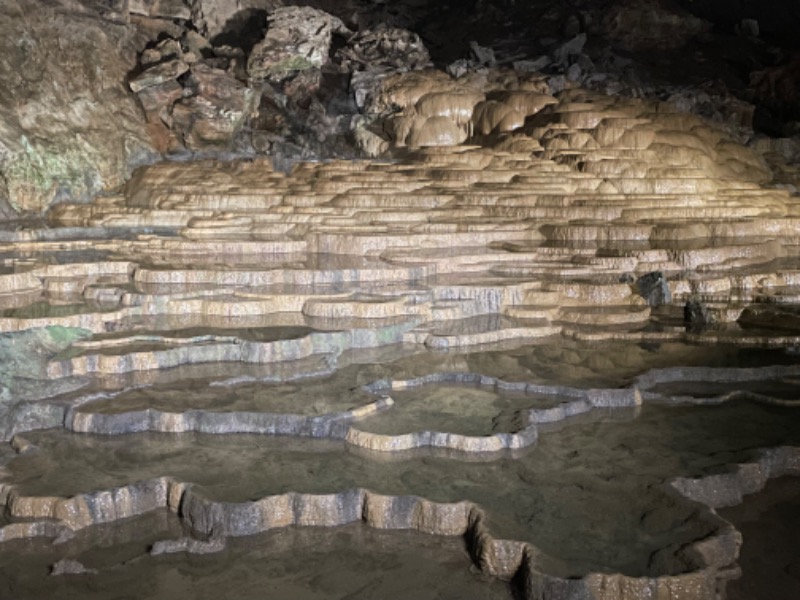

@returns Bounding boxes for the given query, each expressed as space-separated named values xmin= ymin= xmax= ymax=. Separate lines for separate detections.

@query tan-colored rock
xmin=0 ymin=0 xmax=155 ymax=215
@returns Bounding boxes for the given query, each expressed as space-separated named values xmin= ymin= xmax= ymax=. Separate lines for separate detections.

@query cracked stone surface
xmin=1 ymin=77 xmax=800 ymax=600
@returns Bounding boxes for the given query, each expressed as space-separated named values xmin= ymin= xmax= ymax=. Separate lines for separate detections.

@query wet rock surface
xmin=1 ymin=109 xmax=800 ymax=595
xmin=1 ymin=1 xmax=800 ymax=599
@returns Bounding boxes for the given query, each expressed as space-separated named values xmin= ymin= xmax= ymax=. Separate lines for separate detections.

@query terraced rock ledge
xmin=2 ymin=83 xmax=800 ymax=599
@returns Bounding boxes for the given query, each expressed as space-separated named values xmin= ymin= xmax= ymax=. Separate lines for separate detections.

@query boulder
xmin=337 ymin=25 xmax=431 ymax=72
xmin=171 ymin=64 xmax=257 ymax=149
xmin=129 ymin=58 xmax=190 ymax=93
xmin=0 ymin=0 xmax=155 ymax=217
xmin=247 ymin=6 xmax=351 ymax=82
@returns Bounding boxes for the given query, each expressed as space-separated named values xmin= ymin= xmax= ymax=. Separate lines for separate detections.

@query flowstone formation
xmin=2 ymin=1 xmax=800 ymax=599
xmin=1 ymin=70 xmax=800 ymax=598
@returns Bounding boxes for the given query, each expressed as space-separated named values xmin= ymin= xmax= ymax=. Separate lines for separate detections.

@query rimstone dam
xmin=1 ymin=1 xmax=800 ymax=599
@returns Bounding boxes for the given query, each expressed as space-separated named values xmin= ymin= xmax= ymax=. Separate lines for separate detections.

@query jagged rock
xmin=129 ymin=12 xmax=187 ymax=40
xmin=563 ymin=13 xmax=582 ymax=38
xmin=551 ymin=33 xmax=587 ymax=68
xmin=282 ymin=69 xmax=323 ymax=108
xmin=600 ymin=0 xmax=710 ymax=51
xmin=250 ymin=91 xmax=288 ymax=136
xmin=666 ymin=85 xmax=756 ymax=131
xmin=135 ymin=79 xmax=184 ymax=116
xmin=140 ymin=37 xmax=184 ymax=67
xmin=737 ymin=18 xmax=760 ymax=38
xmin=676 ymin=0 xmax=800 ymax=46
xmin=337 ymin=25 xmax=431 ymax=72
xmin=129 ymin=36 xmax=261 ymax=152
xmin=469 ymin=42 xmax=496 ymax=68
xmin=76 ymin=0 xmax=129 ymax=21
xmin=129 ymin=58 xmax=190 ymax=93
xmin=350 ymin=68 xmax=394 ymax=110
xmin=513 ymin=56 xmax=551 ymax=74
xmin=247 ymin=6 xmax=351 ymax=82
xmin=171 ymin=64 xmax=256 ymax=149
xmin=0 ymin=0 xmax=155 ymax=215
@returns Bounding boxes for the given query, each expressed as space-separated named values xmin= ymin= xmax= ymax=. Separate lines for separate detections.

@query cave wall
xmin=0 ymin=0 xmax=156 ymax=217
xmin=0 ymin=0 xmax=798 ymax=219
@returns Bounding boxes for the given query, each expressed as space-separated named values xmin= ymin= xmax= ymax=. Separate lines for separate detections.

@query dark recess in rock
xmin=209 ymin=8 xmax=268 ymax=54
xmin=635 ymin=271 xmax=672 ymax=307
xmin=685 ymin=298 xmax=716 ymax=330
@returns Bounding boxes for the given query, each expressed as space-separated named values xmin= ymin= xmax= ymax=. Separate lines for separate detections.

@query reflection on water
xmin=9 ymin=398 xmax=800 ymax=578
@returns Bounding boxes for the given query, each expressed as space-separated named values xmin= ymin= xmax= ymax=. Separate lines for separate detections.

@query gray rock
xmin=738 ymin=18 xmax=759 ymax=38
xmin=337 ymin=25 xmax=431 ymax=72
xmin=634 ymin=271 xmax=671 ymax=307
xmin=469 ymin=41 xmax=496 ymax=67
xmin=566 ymin=63 xmax=582 ymax=82
xmin=350 ymin=68 xmax=393 ymax=111
xmin=552 ymin=33 xmax=586 ymax=68
xmin=513 ymin=56 xmax=551 ymax=74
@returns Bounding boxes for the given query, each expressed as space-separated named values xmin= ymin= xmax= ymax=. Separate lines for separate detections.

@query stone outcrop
xmin=0 ymin=0 xmax=155 ymax=216
xmin=172 ymin=64 xmax=257 ymax=150
xmin=336 ymin=25 xmax=431 ymax=72
xmin=128 ymin=34 xmax=258 ymax=152
xmin=3 ymin=0 xmax=797 ymax=215
xmin=247 ymin=6 xmax=351 ymax=82
xmin=1 ymin=2 xmax=800 ymax=598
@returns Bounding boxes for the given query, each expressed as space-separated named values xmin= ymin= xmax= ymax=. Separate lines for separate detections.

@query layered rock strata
xmin=1 ymin=76 xmax=800 ymax=599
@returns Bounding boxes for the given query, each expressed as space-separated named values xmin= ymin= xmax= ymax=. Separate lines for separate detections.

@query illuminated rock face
xmin=1 ymin=74 xmax=800 ymax=599
xmin=1 ymin=1 xmax=800 ymax=598
xmin=246 ymin=6 xmax=351 ymax=81
xmin=0 ymin=1 xmax=155 ymax=216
